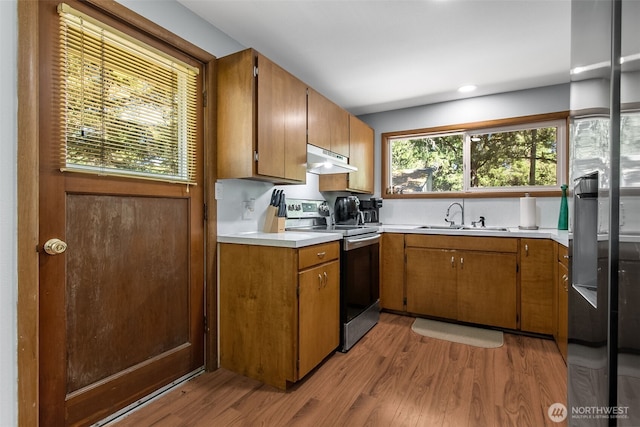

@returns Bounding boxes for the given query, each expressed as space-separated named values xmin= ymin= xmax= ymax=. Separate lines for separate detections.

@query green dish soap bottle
xmin=558 ymin=184 xmax=568 ymax=230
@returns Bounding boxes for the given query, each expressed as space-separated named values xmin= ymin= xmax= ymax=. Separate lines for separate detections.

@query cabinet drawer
xmin=558 ymin=244 xmax=569 ymax=268
xmin=405 ymin=234 xmax=517 ymax=253
xmin=299 ymin=241 xmax=340 ymax=270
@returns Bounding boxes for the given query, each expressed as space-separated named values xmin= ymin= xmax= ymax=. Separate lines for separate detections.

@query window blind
xmin=57 ymin=3 xmax=199 ymax=184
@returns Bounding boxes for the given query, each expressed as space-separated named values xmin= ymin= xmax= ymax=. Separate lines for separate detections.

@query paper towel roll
xmin=519 ymin=196 xmax=537 ymax=228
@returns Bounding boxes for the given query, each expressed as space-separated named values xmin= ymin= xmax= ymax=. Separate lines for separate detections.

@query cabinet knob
xmin=317 ymin=251 xmax=326 ymax=259
xmin=451 ymin=256 xmax=455 ymax=267
xmin=460 ymin=257 xmax=464 ymax=268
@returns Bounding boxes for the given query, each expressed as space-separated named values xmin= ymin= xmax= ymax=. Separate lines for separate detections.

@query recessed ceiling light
xmin=458 ymin=85 xmax=477 ymax=93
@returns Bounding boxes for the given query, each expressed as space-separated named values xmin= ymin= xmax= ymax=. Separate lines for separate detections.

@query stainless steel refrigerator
xmin=569 ymin=0 xmax=640 ymax=426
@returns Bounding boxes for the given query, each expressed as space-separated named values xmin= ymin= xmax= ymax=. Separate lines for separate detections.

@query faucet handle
xmin=471 ymin=216 xmax=486 ymax=228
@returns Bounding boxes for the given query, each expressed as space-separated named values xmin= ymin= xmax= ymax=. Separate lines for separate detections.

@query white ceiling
xmin=178 ymin=0 xmax=572 ymax=115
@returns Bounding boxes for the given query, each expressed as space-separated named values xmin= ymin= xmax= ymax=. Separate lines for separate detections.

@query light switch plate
xmin=215 ymin=182 xmax=223 ymax=200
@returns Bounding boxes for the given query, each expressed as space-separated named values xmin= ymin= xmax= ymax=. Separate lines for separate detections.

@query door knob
xmin=44 ymin=238 xmax=67 ymax=255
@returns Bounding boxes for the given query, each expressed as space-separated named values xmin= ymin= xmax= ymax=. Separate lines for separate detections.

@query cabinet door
xmin=307 ymin=88 xmax=349 ymax=156
xmin=257 ymin=53 xmax=307 ymax=182
xmin=457 ymin=251 xmax=517 ymax=329
xmin=319 ymin=115 xmax=374 ymax=193
xmin=347 ymin=115 xmax=374 ymax=193
xmin=298 ymin=260 xmax=340 ymax=379
xmin=217 ymin=49 xmax=255 ymax=179
xmin=406 ymin=248 xmax=457 ymax=319
xmin=520 ymin=238 xmax=554 ymax=334
xmin=557 ymin=261 xmax=569 ymax=361
xmin=381 ymin=234 xmax=405 ymax=311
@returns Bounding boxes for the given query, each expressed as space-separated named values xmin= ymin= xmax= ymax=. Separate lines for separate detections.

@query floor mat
xmin=411 ymin=317 xmax=504 ymax=348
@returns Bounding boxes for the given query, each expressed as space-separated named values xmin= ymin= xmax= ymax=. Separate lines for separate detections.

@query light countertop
xmin=217 ymin=231 xmax=342 ymax=248
xmin=379 ymin=224 xmax=570 ymax=247
xmin=217 ymin=226 xmax=569 ymax=248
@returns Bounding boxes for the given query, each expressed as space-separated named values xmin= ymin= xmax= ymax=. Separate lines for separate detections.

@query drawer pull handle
xmin=460 ymin=257 xmax=464 ymax=269
xmin=318 ymin=274 xmax=323 ymax=290
xmin=451 ymin=256 xmax=455 ymax=267
xmin=317 ymin=251 xmax=326 ymax=259
xmin=525 ymin=244 xmax=529 ymax=256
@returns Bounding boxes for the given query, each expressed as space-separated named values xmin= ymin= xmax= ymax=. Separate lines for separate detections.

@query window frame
xmin=381 ymin=111 xmax=570 ymax=199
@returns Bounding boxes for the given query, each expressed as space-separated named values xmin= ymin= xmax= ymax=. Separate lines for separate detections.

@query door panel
xmin=65 ymin=195 xmax=190 ymax=392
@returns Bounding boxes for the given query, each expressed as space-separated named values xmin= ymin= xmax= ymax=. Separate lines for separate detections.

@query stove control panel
xmin=286 ymin=199 xmax=330 ymax=219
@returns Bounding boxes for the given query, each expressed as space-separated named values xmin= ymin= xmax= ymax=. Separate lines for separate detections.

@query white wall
xmin=358 ymin=84 xmax=571 ymax=228
xmin=118 ymin=0 xmax=243 ymax=58
xmin=1 ymin=0 xmax=17 ymax=425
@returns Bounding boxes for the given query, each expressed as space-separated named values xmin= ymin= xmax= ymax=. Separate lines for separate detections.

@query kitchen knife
xmin=278 ymin=192 xmax=286 ymax=216
xmin=274 ymin=189 xmax=281 ymax=207
xmin=270 ymin=189 xmax=277 ymax=206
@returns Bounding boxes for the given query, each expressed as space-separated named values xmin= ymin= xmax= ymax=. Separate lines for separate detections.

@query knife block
xmin=263 ymin=206 xmax=285 ymax=233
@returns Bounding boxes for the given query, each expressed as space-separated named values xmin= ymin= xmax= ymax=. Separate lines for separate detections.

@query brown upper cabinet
xmin=319 ymin=115 xmax=375 ymax=194
xmin=307 ymin=87 xmax=350 ymax=157
xmin=217 ymin=48 xmax=307 ymax=184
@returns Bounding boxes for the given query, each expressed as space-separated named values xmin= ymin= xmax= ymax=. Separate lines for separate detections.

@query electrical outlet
xmin=215 ymin=182 xmax=223 ymax=200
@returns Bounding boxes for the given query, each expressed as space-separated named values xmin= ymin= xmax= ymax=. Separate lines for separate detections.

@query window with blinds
xmin=57 ymin=3 xmax=199 ymax=184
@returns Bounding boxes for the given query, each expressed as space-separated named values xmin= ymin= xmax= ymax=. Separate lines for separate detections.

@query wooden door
xmin=256 ymin=53 xmax=307 ymax=182
xmin=298 ymin=260 xmax=340 ymax=379
xmin=38 ymin=2 xmax=205 ymax=425
xmin=406 ymin=248 xmax=458 ymax=319
xmin=457 ymin=251 xmax=517 ymax=329
xmin=520 ymin=238 xmax=554 ymax=334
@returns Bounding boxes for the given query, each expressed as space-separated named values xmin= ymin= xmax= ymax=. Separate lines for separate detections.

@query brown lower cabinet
xmin=380 ymin=233 xmax=405 ymax=311
xmin=555 ymin=243 xmax=569 ymax=361
xmin=219 ymin=241 xmax=340 ymax=389
xmin=380 ymin=233 xmax=567 ymax=336
xmin=520 ymin=238 xmax=555 ymax=334
xmin=404 ymin=235 xmax=518 ymax=329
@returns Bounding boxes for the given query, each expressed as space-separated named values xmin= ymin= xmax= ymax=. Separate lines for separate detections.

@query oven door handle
xmin=344 ymin=234 xmax=381 ymax=251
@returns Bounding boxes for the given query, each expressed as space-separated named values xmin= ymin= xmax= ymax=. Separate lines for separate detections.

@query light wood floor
xmin=113 ymin=313 xmax=567 ymax=427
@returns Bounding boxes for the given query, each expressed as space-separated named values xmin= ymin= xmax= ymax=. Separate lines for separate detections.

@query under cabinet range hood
xmin=306 ymin=144 xmax=358 ymax=174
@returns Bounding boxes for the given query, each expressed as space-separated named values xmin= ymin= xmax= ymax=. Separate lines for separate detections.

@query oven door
xmin=341 ymin=233 xmax=380 ymax=350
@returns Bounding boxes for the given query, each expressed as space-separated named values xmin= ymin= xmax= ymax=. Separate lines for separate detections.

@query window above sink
xmin=382 ymin=112 xmax=569 ymax=199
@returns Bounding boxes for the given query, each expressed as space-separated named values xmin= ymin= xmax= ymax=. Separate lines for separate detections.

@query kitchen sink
xmin=461 ymin=226 xmax=510 ymax=232
xmin=415 ymin=225 xmax=510 ymax=232
xmin=415 ymin=225 xmax=463 ymax=230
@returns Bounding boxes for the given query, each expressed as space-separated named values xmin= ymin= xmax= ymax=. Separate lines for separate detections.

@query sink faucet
xmin=444 ymin=202 xmax=464 ymax=227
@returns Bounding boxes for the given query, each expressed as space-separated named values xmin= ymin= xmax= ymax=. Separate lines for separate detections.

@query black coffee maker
xmin=334 ymin=196 xmax=361 ymax=225
xmin=359 ymin=197 xmax=383 ymax=224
